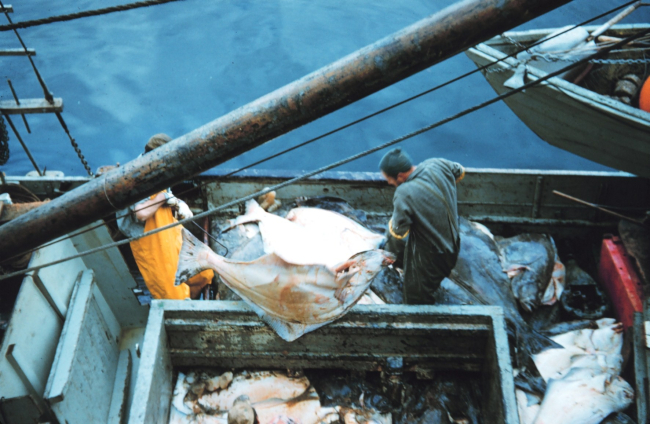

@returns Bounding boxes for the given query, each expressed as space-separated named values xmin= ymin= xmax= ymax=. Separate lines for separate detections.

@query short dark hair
xmin=379 ymin=148 xmax=412 ymax=178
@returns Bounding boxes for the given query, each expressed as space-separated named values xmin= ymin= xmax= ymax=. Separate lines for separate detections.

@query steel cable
xmin=1 ymin=26 xmax=648 ymax=282
xmin=0 ymin=0 xmax=183 ymax=32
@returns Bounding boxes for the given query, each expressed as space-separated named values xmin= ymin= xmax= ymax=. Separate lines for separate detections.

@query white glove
xmin=177 ymin=201 xmax=193 ymax=220
xmin=165 ymin=192 xmax=179 ymax=207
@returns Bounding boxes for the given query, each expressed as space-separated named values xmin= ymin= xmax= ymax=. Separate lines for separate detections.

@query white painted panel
xmin=0 ymin=276 xmax=64 ymax=401
xmin=29 ymin=236 xmax=87 ymax=317
xmin=71 ymin=222 xmax=148 ymax=328
xmin=45 ymin=270 xmax=121 ymax=424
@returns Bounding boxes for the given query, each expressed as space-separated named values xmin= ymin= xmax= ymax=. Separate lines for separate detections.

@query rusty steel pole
xmin=0 ymin=0 xmax=572 ymax=259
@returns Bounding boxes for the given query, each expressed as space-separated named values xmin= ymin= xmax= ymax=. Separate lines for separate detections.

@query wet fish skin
xmin=532 ymin=367 xmax=634 ymax=424
xmin=227 ymin=200 xmax=382 ymax=269
xmin=449 ymin=218 xmax=561 ymax=366
xmin=228 ymin=395 xmax=257 ymax=424
xmin=369 ymin=266 xmax=404 ymax=304
xmin=285 ymin=206 xmax=385 ymax=253
xmin=540 ymin=319 xmax=599 ymax=337
xmin=601 ymin=412 xmax=637 ymax=424
xmin=198 ymin=371 xmax=310 ymax=413
xmin=515 ymin=389 xmax=541 ymax=424
xmin=306 ymin=370 xmax=391 ymax=413
xmin=432 ymin=277 xmax=482 ymax=306
xmin=176 ymin=228 xmax=394 ymax=341
xmin=294 ymin=196 xmax=368 ymax=225
xmin=534 ymin=318 xmax=624 ymax=382
xmin=498 ymin=234 xmax=556 ymax=312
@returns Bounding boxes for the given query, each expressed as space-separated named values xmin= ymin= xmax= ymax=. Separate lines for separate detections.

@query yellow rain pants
xmin=130 ymin=193 xmax=214 ymax=300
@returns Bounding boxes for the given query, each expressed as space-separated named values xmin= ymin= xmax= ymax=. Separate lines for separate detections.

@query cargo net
xmin=0 ymin=115 xmax=9 ymax=166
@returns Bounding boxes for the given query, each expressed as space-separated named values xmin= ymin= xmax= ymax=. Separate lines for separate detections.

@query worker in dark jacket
xmin=379 ymin=148 xmax=465 ymax=304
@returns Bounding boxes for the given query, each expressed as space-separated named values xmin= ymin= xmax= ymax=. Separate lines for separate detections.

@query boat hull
xmin=465 ymin=25 xmax=650 ymax=178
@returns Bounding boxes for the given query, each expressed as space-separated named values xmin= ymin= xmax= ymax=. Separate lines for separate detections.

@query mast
xmin=0 ymin=0 xmax=572 ymax=259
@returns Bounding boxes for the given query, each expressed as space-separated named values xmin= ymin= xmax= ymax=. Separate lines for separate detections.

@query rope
xmin=0 ymin=115 xmax=8 ymax=166
xmin=1 ymin=26 xmax=647 ymax=282
xmin=0 ymin=0 xmax=641 ymax=267
xmin=0 ymin=0 xmax=183 ymax=32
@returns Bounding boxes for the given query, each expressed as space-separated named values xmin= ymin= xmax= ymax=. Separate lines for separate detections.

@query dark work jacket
xmin=387 ymin=158 xmax=464 ymax=304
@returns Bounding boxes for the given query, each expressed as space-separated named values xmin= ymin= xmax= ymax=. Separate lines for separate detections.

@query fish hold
xmin=449 ymin=218 xmax=561 ymax=366
xmin=498 ymin=233 xmax=562 ymax=312
xmin=532 ymin=367 xmax=634 ymax=424
xmin=176 ymin=229 xmax=394 ymax=341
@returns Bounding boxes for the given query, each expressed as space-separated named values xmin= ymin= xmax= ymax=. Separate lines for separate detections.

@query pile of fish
xmin=175 ymin=198 xmax=392 ymax=341
xmin=175 ymin=195 xmax=637 ymax=423
xmin=168 ymin=369 xmax=393 ymax=424
xmin=516 ymin=318 xmax=634 ymax=424
xmin=169 ymin=367 xmax=492 ymax=424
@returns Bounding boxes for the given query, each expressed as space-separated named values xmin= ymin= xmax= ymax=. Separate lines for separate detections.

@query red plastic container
xmin=599 ymin=235 xmax=644 ymax=329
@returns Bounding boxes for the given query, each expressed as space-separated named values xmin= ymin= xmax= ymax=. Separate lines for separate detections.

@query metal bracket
xmin=31 ymin=271 xmax=65 ymax=321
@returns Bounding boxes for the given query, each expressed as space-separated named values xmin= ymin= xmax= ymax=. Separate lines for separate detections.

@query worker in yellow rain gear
xmin=117 ymin=134 xmax=214 ymax=299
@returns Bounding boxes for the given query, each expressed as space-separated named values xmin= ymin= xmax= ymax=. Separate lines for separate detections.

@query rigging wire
xmin=0 ymin=0 xmax=640 ymax=267
xmin=0 ymin=0 xmax=94 ymax=176
xmin=1 ymin=26 xmax=648 ymax=282
xmin=0 ymin=0 xmax=184 ymax=32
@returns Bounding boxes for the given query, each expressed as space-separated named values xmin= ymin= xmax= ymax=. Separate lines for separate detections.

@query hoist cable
xmin=0 ymin=0 xmax=183 ymax=32
xmin=0 ymin=0 xmax=640 ymax=267
xmin=1 ymin=25 xmax=647 ymax=282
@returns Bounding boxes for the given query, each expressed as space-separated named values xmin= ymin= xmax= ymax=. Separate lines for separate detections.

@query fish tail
xmin=222 ymin=199 xmax=265 ymax=232
xmin=175 ymin=228 xmax=219 ymax=286
xmin=517 ymin=328 xmax=563 ymax=365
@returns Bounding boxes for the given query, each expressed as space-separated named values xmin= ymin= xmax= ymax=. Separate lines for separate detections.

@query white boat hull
xmin=465 ymin=25 xmax=650 ymax=178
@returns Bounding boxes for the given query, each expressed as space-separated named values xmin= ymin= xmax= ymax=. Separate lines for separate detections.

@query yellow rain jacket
xmin=129 ymin=193 xmax=213 ymax=300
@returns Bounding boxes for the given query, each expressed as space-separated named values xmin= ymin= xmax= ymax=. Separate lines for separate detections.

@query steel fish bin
xmin=128 ymin=300 xmax=519 ymax=424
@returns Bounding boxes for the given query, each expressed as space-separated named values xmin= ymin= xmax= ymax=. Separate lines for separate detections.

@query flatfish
xmin=532 ymin=367 xmax=634 ymax=424
xmin=448 ymin=218 xmax=561 ymax=365
xmin=285 ymin=206 xmax=384 ymax=251
xmin=226 ymin=200 xmax=381 ymax=269
xmin=176 ymin=228 xmax=394 ymax=341
xmin=294 ymin=195 xmax=368 ymax=225
xmin=498 ymin=233 xmax=564 ymax=312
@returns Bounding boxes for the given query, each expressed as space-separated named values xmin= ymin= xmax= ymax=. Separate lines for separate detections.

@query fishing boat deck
xmin=0 ymin=168 xmax=649 ymax=423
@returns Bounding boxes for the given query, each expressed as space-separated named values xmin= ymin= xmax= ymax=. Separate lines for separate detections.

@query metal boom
xmin=0 ymin=0 xmax=572 ymax=259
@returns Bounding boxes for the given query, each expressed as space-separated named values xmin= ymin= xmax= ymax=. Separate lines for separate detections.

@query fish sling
xmin=175 ymin=228 xmax=394 ymax=341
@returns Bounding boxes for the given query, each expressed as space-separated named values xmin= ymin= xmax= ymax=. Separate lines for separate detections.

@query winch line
xmin=0 ymin=0 xmax=184 ymax=32
xmin=0 ymin=1 xmax=635 ymax=268
xmin=1 ymin=26 xmax=647 ymax=282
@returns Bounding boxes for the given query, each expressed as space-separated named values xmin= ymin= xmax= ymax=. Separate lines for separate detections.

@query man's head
xmin=145 ymin=133 xmax=172 ymax=153
xmin=379 ymin=148 xmax=415 ymax=187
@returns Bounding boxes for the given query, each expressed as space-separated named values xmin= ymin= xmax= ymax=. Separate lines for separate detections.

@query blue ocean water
xmin=0 ymin=0 xmax=648 ymax=177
